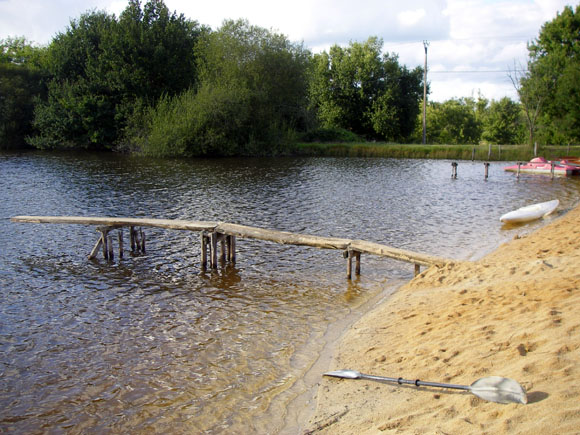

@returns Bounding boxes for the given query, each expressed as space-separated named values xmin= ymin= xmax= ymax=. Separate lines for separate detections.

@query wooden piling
xmin=88 ymin=234 xmax=103 ymax=260
xmin=484 ymin=162 xmax=490 ymax=180
xmin=130 ymin=226 xmax=136 ymax=252
xmin=451 ymin=162 xmax=458 ymax=179
xmin=517 ymin=162 xmax=522 ymax=179
xmin=139 ymin=228 xmax=146 ymax=253
xmin=118 ymin=229 xmax=124 ymax=259
xmin=201 ymin=233 xmax=208 ymax=270
xmin=210 ymin=232 xmax=218 ymax=269
xmin=345 ymin=250 xmax=362 ymax=279
xmin=414 ymin=263 xmax=421 ymax=276
xmin=108 ymin=234 xmax=114 ymax=260
xmin=227 ymin=235 xmax=236 ymax=263
xmin=346 ymin=250 xmax=353 ymax=279
xmin=101 ymin=230 xmax=109 ymax=260
xmin=220 ymin=234 xmax=226 ymax=262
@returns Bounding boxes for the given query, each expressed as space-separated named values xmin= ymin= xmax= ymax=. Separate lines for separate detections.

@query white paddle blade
xmin=470 ymin=376 xmax=527 ymax=404
xmin=323 ymin=370 xmax=361 ymax=379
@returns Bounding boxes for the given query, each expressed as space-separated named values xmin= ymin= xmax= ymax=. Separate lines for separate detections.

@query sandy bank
xmin=306 ymin=203 xmax=580 ymax=434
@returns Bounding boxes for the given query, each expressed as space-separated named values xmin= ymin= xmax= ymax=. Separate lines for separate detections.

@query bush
xmin=299 ymin=127 xmax=360 ymax=143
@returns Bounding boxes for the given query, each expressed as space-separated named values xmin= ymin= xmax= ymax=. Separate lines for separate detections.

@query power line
xmin=430 ymin=69 xmax=528 ymax=74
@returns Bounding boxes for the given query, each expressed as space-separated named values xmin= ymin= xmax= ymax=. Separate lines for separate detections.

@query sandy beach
xmin=305 ymin=203 xmax=580 ymax=434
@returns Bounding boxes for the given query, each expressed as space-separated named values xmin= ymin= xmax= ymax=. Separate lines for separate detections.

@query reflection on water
xmin=1 ymin=152 xmax=579 ymax=433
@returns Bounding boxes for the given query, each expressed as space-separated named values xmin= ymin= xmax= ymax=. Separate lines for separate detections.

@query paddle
xmin=323 ymin=369 xmax=527 ymax=404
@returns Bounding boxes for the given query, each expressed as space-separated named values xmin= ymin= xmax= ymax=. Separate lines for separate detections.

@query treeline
xmin=1 ymin=1 xmax=578 ymax=155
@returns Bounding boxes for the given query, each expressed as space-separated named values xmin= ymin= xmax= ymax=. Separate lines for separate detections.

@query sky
xmin=0 ymin=0 xmax=574 ymax=102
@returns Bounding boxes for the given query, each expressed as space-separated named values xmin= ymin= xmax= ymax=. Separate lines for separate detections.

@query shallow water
xmin=1 ymin=152 xmax=579 ymax=433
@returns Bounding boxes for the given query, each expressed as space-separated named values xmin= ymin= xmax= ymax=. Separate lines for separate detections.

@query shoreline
xmin=304 ymin=203 xmax=580 ymax=434
xmin=279 ymin=277 xmax=408 ymax=434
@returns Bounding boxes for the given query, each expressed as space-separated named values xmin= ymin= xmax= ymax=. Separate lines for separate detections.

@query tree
xmin=481 ymin=97 xmax=523 ymax=144
xmin=308 ymin=37 xmax=423 ymax=141
xmin=28 ymin=0 xmax=204 ymax=150
xmin=520 ymin=5 xmax=580 ymax=144
xmin=0 ymin=37 xmax=47 ymax=148
xmin=424 ymin=98 xmax=481 ymax=144
xmin=138 ymin=19 xmax=311 ymax=156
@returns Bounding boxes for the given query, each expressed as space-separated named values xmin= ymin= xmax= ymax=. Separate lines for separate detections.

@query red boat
xmin=504 ymin=157 xmax=580 ymax=176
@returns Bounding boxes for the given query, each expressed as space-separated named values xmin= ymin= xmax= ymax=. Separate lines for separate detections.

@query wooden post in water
xmin=108 ymin=234 xmax=114 ymax=260
xmin=130 ymin=226 xmax=136 ymax=252
xmin=101 ymin=229 xmax=109 ymax=260
xmin=140 ymin=228 xmax=146 ymax=253
xmin=220 ymin=234 xmax=226 ymax=263
xmin=517 ymin=162 xmax=522 ymax=179
xmin=210 ymin=232 xmax=218 ymax=269
xmin=227 ymin=235 xmax=236 ymax=263
xmin=345 ymin=250 xmax=362 ymax=279
xmin=484 ymin=162 xmax=490 ymax=180
xmin=415 ymin=263 xmax=421 ymax=276
xmin=451 ymin=162 xmax=458 ymax=179
xmin=201 ymin=233 xmax=208 ymax=270
xmin=89 ymin=231 xmax=104 ymax=260
xmin=118 ymin=229 xmax=124 ymax=259
xmin=346 ymin=250 xmax=352 ymax=279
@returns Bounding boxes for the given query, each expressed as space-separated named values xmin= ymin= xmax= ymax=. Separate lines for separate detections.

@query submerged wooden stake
xmin=88 ymin=235 xmax=103 ymax=260
xmin=415 ymin=263 xmax=421 ymax=276
xmin=201 ymin=232 xmax=208 ymax=270
xmin=118 ymin=229 xmax=124 ymax=259
xmin=139 ymin=228 xmax=146 ymax=253
xmin=130 ymin=226 xmax=136 ymax=252
xmin=101 ymin=230 xmax=109 ymax=260
xmin=345 ymin=250 xmax=362 ymax=279
xmin=210 ymin=232 xmax=218 ymax=269
xmin=220 ymin=234 xmax=226 ymax=263
xmin=108 ymin=234 xmax=114 ymax=261
xmin=227 ymin=235 xmax=236 ymax=263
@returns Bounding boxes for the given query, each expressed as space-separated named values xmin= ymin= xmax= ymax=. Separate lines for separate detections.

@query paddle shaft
xmin=359 ymin=373 xmax=471 ymax=391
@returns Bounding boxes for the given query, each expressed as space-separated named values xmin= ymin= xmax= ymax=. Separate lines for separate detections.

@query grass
xmin=293 ymin=142 xmax=580 ymax=162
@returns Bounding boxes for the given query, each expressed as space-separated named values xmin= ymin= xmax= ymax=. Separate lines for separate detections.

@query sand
xmin=305 ymin=204 xmax=580 ymax=434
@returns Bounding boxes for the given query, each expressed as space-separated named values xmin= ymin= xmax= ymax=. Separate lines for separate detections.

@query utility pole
xmin=422 ymin=40 xmax=429 ymax=144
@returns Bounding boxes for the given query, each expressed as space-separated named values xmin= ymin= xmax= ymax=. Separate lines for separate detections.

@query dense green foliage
xmin=28 ymin=0 xmax=204 ymax=150
xmin=308 ymin=37 xmax=423 ymax=141
xmin=0 ymin=37 xmax=46 ymax=148
xmin=0 ymin=1 xmax=578 ymax=155
xmin=519 ymin=5 xmax=580 ymax=145
xmin=137 ymin=19 xmax=311 ymax=156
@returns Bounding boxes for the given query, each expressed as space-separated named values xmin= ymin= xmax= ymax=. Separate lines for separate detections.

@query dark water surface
xmin=1 ymin=152 xmax=579 ymax=433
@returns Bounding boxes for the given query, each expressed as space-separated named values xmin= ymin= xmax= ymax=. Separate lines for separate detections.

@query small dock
xmin=11 ymin=216 xmax=451 ymax=278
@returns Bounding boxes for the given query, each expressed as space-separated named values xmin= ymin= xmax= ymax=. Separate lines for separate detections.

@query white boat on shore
xmin=500 ymin=199 xmax=559 ymax=224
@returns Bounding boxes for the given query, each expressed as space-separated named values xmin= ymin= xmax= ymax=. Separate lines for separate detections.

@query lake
xmin=1 ymin=152 xmax=579 ymax=433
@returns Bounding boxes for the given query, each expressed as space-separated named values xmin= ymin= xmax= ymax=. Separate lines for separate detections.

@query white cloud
xmin=398 ymin=8 xmax=427 ymax=27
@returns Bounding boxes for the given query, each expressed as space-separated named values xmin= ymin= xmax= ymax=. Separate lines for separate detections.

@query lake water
xmin=1 ymin=152 xmax=579 ymax=433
